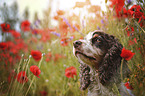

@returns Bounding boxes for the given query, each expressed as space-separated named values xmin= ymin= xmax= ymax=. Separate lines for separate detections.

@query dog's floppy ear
xmin=98 ymin=36 xmax=123 ymax=85
xmin=79 ymin=63 xmax=91 ymax=90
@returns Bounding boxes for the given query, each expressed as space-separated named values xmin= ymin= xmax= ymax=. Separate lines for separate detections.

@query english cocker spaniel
xmin=73 ymin=30 xmax=134 ymax=96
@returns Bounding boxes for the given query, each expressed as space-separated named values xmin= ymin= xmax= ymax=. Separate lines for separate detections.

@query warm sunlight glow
xmin=16 ymin=0 xmax=107 ymax=21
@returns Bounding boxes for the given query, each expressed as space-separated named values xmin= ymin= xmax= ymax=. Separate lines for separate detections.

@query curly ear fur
xmin=79 ymin=63 xmax=91 ymax=90
xmin=98 ymin=34 xmax=123 ymax=85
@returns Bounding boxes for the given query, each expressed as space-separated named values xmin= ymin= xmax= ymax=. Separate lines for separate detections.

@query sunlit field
xmin=0 ymin=0 xmax=145 ymax=96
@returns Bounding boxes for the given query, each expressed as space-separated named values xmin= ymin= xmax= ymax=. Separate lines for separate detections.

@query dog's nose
xmin=73 ymin=40 xmax=82 ymax=48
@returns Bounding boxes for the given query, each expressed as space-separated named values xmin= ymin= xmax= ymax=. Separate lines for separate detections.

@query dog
xmin=73 ymin=30 xmax=134 ymax=96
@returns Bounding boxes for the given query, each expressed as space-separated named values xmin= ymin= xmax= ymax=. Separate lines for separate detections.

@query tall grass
xmin=0 ymin=0 xmax=145 ymax=96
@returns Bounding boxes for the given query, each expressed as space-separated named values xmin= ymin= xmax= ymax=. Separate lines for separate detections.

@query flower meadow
xmin=0 ymin=0 xmax=145 ymax=96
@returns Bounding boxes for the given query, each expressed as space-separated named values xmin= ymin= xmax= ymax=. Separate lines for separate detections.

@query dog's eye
xmin=92 ymin=37 xmax=101 ymax=44
xmin=96 ymin=38 xmax=101 ymax=42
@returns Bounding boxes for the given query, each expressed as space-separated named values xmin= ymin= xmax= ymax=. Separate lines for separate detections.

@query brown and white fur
xmin=73 ymin=30 xmax=134 ymax=96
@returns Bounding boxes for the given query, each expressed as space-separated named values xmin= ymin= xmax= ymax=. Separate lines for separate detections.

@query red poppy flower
xmin=133 ymin=38 xmax=137 ymax=43
xmin=128 ymin=38 xmax=137 ymax=45
xmin=110 ymin=0 xmax=125 ymax=10
xmin=129 ymin=5 xmax=144 ymax=18
xmin=138 ymin=15 xmax=145 ymax=27
xmin=45 ymin=52 xmax=52 ymax=62
xmin=17 ymin=71 xmax=28 ymax=84
xmin=21 ymin=20 xmax=31 ymax=32
xmin=31 ymin=50 xmax=42 ymax=61
xmin=122 ymin=8 xmax=129 ymax=17
xmin=61 ymin=38 xmax=69 ymax=46
xmin=59 ymin=21 xmax=68 ymax=35
xmin=0 ymin=42 xmax=8 ymax=50
xmin=0 ymin=23 xmax=11 ymax=32
xmin=57 ymin=10 xmax=65 ymax=15
xmin=10 ymin=30 xmax=21 ymax=38
xmin=40 ymin=33 xmax=50 ymax=42
xmin=117 ymin=8 xmax=131 ymax=18
xmin=128 ymin=40 xmax=134 ymax=46
xmin=53 ymin=15 xmax=59 ymax=20
xmin=40 ymin=91 xmax=47 ymax=96
xmin=53 ymin=54 xmax=66 ymax=61
xmin=120 ymin=47 xmax=135 ymax=61
xmin=109 ymin=0 xmax=125 ymax=17
xmin=8 ymin=42 xmax=19 ymax=54
xmin=32 ymin=29 xmax=40 ymax=34
xmin=30 ymin=65 xmax=41 ymax=78
xmin=65 ymin=66 xmax=77 ymax=78
xmin=125 ymin=26 xmax=134 ymax=36
xmin=124 ymin=82 xmax=133 ymax=90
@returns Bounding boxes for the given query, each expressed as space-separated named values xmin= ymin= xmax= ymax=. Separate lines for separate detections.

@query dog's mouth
xmin=75 ymin=51 xmax=96 ymax=60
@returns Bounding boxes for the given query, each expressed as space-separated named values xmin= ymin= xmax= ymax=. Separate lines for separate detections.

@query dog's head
xmin=73 ymin=30 xmax=119 ymax=68
xmin=73 ymin=30 xmax=123 ymax=89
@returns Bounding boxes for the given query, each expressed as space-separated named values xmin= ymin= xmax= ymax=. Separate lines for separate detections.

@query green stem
xmin=25 ymin=76 xmax=35 ymax=96
xmin=8 ymin=54 xmax=24 ymax=96
xmin=2 ymin=32 xmax=4 ymax=42
xmin=24 ymin=55 xmax=43 ymax=96
xmin=38 ymin=55 xmax=43 ymax=68
xmin=134 ymin=20 xmax=145 ymax=33
xmin=120 ymin=59 xmax=124 ymax=81
xmin=16 ymin=56 xmax=31 ymax=94
xmin=15 ymin=57 xmax=31 ymax=94
xmin=25 ymin=56 xmax=31 ymax=72
xmin=17 ymin=54 xmax=24 ymax=73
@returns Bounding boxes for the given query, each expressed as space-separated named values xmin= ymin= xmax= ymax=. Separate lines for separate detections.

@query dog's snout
xmin=73 ymin=40 xmax=82 ymax=48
